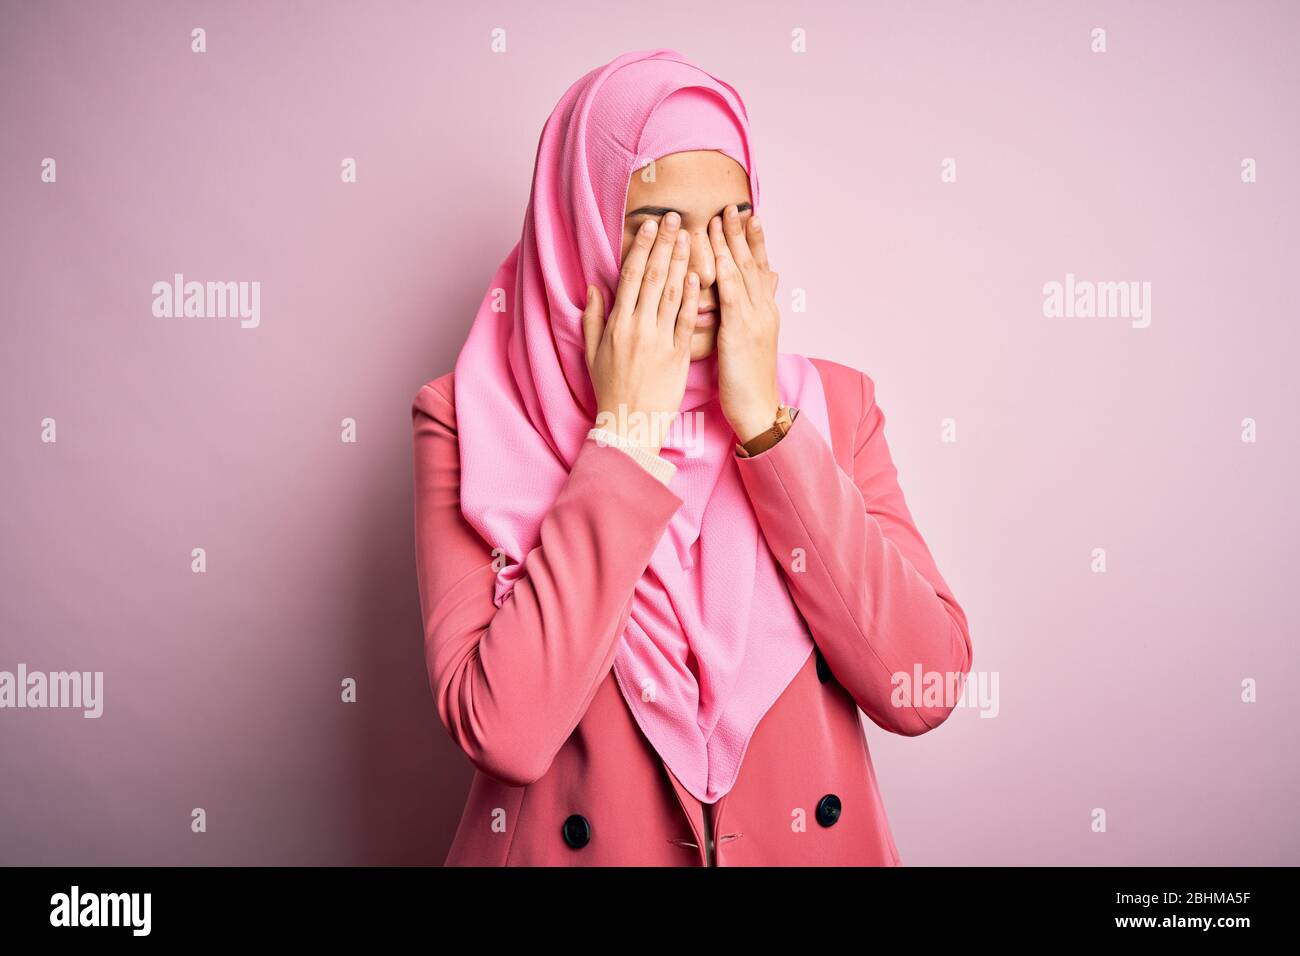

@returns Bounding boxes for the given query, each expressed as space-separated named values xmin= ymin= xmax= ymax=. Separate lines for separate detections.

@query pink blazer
xmin=411 ymin=357 xmax=973 ymax=865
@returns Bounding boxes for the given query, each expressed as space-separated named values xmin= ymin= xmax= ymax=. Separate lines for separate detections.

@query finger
xmin=581 ymin=283 xmax=606 ymax=370
xmin=746 ymin=213 xmax=770 ymax=273
xmin=708 ymin=215 xmax=746 ymax=316
xmin=657 ymin=227 xmax=691 ymax=330
xmin=721 ymin=204 xmax=761 ymax=300
xmin=675 ymin=271 xmax=700 ymax=352
xmin=636 ymin=212 xmax=681 ymax=327
xmin=615 ymin=218 xmax=659 ymax=323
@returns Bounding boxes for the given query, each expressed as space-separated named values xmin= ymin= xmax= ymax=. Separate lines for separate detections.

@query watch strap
xmin=735 ymin=405 xmax=795 ymax=458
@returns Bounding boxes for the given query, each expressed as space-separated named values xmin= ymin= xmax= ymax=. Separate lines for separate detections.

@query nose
xmin=685 ymin=224 xmax=717 ymax=293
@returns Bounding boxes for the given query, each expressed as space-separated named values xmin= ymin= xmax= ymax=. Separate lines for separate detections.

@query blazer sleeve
xmin=411 ymin=380 xmax=683 ymax=786
xmin=734 ymin=370 xmax=973 ymax=735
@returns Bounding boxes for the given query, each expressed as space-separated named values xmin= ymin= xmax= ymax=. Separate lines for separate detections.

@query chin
xmin=689 ymin=327 xmax=718 ymax=361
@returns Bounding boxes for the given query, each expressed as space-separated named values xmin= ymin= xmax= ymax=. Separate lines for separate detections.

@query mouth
xmin=694 ymin=305 xmax=718 ymax=328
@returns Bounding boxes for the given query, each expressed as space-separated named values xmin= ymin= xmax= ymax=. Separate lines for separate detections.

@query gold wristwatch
xmin=735 ymin=404 xmax=796 ymax=458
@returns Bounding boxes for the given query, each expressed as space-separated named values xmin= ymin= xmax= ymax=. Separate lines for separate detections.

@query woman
xmin=411 ymin=48 xmax=973 ymax=866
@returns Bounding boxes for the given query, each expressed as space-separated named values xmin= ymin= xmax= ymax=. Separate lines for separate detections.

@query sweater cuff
xmin=586 ymin=428 xmax=677 ymax=485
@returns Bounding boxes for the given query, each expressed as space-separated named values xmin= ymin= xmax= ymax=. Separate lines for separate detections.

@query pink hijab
xmin=453 ymin=48 xmax=832 ymax=803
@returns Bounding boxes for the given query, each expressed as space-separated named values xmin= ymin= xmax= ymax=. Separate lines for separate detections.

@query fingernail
xmin=665 ymin=211 xmax=680 ymax=228
xmin=586 ymin=284 xmax=594 ymax=302
xmin=642 ymin=219 xmax=657 ymax=235
xmin=750 ymin=215 xmax=761 ymax=231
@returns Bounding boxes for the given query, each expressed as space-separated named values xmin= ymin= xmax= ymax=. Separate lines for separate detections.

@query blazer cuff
xmin=586 ymin=428 xmax=678 ymax=485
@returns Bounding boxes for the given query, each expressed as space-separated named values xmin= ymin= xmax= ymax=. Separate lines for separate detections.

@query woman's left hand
xmin=710 ymin=204 xmax=783 ymax=445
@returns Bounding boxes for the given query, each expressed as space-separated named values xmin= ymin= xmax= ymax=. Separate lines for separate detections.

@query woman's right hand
xmin=582 ymin=212 xmax=699 ymax=457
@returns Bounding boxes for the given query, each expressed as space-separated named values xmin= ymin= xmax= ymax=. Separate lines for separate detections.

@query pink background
xmin=2 ymin=0 xmax=1296 ymax=865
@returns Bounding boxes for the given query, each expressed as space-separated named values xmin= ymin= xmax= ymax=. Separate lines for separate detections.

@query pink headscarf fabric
xmin=453 ymin=49 xmax=832 ymax=803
